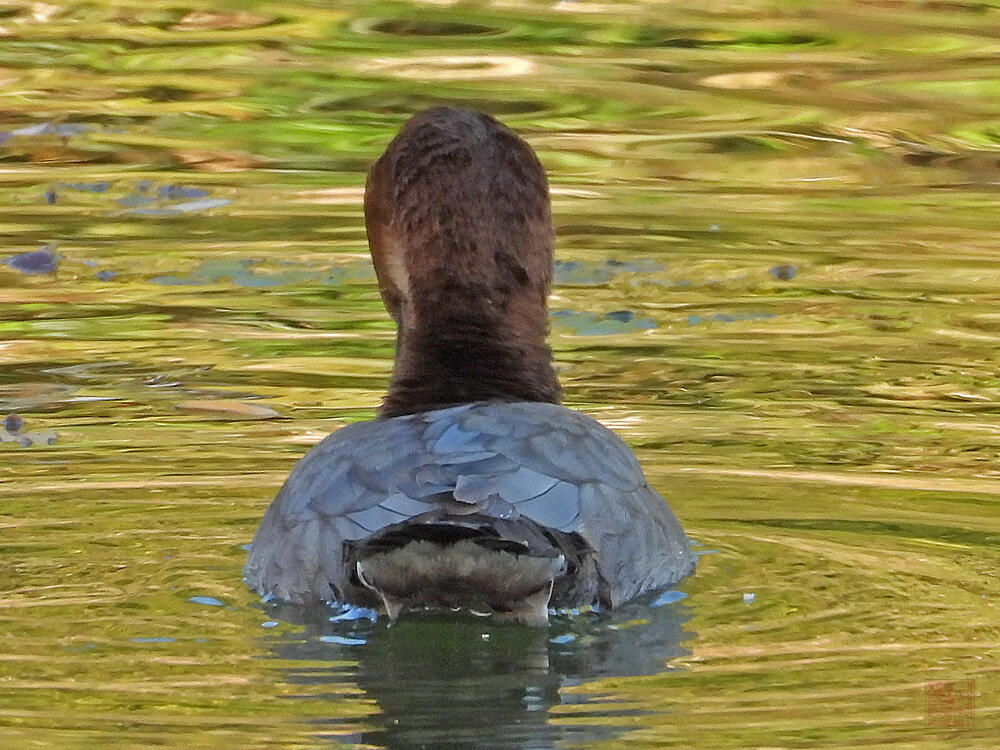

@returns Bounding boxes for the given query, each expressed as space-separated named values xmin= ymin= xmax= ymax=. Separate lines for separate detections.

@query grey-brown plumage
xmin=244 ymin=107 xmax=694 ymax=624
xmin=244 ymin=402 xmax=694 ymax=622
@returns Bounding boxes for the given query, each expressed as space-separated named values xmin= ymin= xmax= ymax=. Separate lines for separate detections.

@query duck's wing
xmin=244 ymin=402 xmax=693 ymax=606
xmin=243 ymin=413 xmax=433 ymax=603
xmin=445 ymin=402 xmax=694 ymax=606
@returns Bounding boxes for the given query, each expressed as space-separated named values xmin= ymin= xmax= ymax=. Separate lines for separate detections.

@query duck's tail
xmin=347 ymin=513 xmax=597 ymax=626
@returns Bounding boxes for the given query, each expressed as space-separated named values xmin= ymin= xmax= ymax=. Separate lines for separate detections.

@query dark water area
xmin=2 ymin=1 xmax=999 ymax=748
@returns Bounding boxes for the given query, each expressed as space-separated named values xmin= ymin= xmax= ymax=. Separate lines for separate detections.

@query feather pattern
xmin=244 ymin=401 xmax=694 ymax=607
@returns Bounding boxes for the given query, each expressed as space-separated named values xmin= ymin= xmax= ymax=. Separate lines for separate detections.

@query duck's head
xmin=365 ymin=107 xmax=561 ymax=417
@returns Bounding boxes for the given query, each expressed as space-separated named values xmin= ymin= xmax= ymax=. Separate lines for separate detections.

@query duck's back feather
xmin=244 ymin=401 xmax=694 ymax=608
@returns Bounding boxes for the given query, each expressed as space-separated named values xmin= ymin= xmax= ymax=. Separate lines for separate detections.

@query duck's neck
xmin=379 ymin=297 xmax=560 ymax=418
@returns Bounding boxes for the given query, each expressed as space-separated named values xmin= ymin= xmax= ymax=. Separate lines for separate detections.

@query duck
xmin=244 ymin=107 xmax=695 ymax=625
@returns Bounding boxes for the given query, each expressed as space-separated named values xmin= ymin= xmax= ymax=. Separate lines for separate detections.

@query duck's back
xmin=245 ymin=401 xmax=693 ymax=613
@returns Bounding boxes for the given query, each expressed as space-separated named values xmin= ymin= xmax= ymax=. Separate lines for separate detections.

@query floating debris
xmin=151 ymin=258 xmax=303 ymax=287
xmin=150 ymin=258 xmax=372 ymax=288
xmin=551 ymin=309 xmax=657 ymax=335
xmin=768 ymin=264 xmax=796 ymax=280
xmin=1 ymin=413 xmax=57 ymax=447
xmin=121 ymin=197 xmax=230 ymax=216
xmin=686 ymin=311 xmax=777 ymax=326
xmin=319 ymin=635 xmax=366 ymax=646
xmin=555 ymin=258 xmax=664 ymax=286
xmin=6 ymin=122 xmax=91 ymax=138
xmin=651 ymin=590 xmax=687 ymax=607
xmin=329 ymin=605 xmax=378 ymax=623
xmin=156 ymin=184 xmax=208 ymax=201
xmin=114 ymin=192 xmax=154 ymax=208
xmin=2 ymin=244 xmax=59 ymax=275
xmin=30 ymin=178 xmax=233 ymax=216
xmin=59 ymin=181 xmax=110 ymax=193
xmin=2 ymin=414 xmax=24 ymax=433
xmin=175 ymin=399 xmax=279 ymax=420
xmin=315 ymin=261 xmax=377 ymax=286
xmin=605 ymin=309 xmax=638 ymax=323
xmin=189 ymin=596 xmax=224 ymax=607
xmin=0 ymin=382 xmax=77 ymax=410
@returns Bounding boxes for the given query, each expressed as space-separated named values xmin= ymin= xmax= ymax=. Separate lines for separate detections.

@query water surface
xmin=2 ymin=1 xmax=999 ymax=747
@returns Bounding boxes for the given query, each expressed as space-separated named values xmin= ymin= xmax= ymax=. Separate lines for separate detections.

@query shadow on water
xmin=261 ymin=599 xmax=691 ymax=749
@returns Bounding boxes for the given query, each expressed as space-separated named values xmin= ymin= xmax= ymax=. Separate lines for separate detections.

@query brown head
xmin=365 ymin=107 xmax=561 ymax=417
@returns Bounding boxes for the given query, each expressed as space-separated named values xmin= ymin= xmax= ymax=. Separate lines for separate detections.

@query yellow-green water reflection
xmin=2 ymin=0 xmax=999 ymax=747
